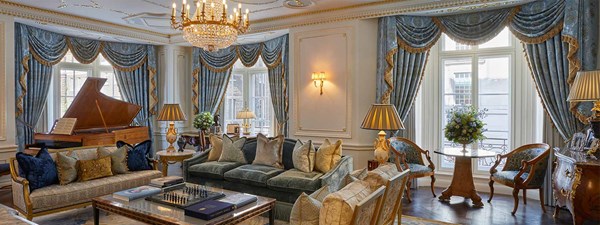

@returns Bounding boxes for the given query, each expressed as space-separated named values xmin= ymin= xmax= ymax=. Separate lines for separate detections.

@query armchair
xmin=488 ymin=143 xmax=550 ymax=215
xmin=388 ymin=137 xmax=436 ymax=202
xmin=374 ymin=168 xmax=410 ymax=225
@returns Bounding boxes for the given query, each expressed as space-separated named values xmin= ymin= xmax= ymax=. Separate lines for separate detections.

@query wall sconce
xmin=311 ymin=72 xmax=325 ymax=95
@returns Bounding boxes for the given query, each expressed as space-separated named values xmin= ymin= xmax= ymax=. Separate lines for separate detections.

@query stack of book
xmin=150 ymin=176 xmax=184 ymax=191
xmin=113 ymin=186 xmax=162 ymax=201
xmin=184 ymin=193 xmax=258 ymax=220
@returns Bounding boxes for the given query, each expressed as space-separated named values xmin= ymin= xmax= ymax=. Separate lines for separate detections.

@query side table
xmin=433 ymin=147 xmax=497 ymax=207
xmin=156 ymin=150 xmax=195 ymax=176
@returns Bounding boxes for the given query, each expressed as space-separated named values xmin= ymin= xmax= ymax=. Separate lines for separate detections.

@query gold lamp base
xmin=165 ymin=122 xmax=178 ymax=152
xmin=373 ymin=130 xmax=389 ymax=164
xmin=242 ymin=119 xmax=252 ymax=135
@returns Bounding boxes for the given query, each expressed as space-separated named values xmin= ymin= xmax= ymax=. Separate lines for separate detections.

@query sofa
xmin=9 ymin=145 xmax=162 ymax=220
xmin=182 ymin=137 xmax=353 ymax=220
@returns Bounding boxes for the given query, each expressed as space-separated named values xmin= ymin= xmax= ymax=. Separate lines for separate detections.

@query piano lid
xmin=62 ymin=77 xmax=142 ymax=132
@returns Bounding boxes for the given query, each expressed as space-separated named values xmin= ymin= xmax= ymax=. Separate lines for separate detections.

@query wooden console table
xmin=156 ymin=150 xmax=195 ymax=176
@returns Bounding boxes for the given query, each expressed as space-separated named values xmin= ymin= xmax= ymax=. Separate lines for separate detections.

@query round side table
xmin=156 ymin=150 xmax=195 ymax=176
xmin=434 ymin=147 xmax=497 ymax=207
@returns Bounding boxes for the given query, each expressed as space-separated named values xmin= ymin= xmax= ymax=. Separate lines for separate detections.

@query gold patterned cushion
xmin=253 ymin=134 xmax=284 ymax=168
xmin=56 ymin=152 xmax=78 ymax=185
xmin=289 ymin=185 xmax=331 ymax=225
xmin=97 ymin=146 xmax=129 ymax=174
xmin=292 ymin=140 xmax=316 ymax=173
xmin=208 ymin=134 xmax=223 ymax=161
xmin=320 ymin=180 xmax=372 ymax=225
xmin=77 ymin=156 xmax=113 ymax=182
xmin=315 ymin=139 xmax=342 ymax=173
xmin=364 ymin=163 xmax=398 ymax=190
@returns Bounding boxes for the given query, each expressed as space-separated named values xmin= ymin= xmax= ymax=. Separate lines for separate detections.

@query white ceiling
xmin=8 ymin=0 xmax=381 ymax=35
xmin=6 ymin=0 xmax=533 ymax=45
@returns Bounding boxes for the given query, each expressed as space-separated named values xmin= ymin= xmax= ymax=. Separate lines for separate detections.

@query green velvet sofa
xmin=182 ymin=137 xmax=353 ymax=221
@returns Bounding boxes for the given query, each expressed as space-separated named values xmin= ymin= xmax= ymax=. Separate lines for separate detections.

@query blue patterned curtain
xmin=192 ymin=34 xmax=289 ymax=135
xmin=14 ymin=23 xmax=159 ymax=151
xmin=376 ymin=0 xmax=597 ymax=141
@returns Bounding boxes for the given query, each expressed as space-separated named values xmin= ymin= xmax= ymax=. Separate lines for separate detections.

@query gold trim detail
xmin=65 ymin=37 xmax=104 ymax=64
xmin=192 ymin=68 xmax=200 ymax=115
xmin=569 ymin=167 xmax=582 ymax=202
xmin=148 ymin=66 xmax=158 ymax=115
xmin=561 ymin=34 xmax=588 ymax=124
xmin=510 ymin=21 xmax=563 ymax=45
xmin=380 ymin=48 xmax=398 ymax=104
xmin=16 ymin=55 xmax=30 ymax=117
xmin=236 ymin=45 xmax=264 ymax=67
xmin=396 ymin=34 xmax=440 ymax=54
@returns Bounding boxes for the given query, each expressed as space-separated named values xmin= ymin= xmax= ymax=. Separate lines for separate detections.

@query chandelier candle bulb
xmin=172 ymin=3 xmax=176 ymax=17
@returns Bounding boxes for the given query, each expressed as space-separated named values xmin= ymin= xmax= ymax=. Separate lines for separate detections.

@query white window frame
xmin=221 ymin=60 xmax=275 ymax=136
xmin=437 ymin=29 xmax=515 ymax=174
xmin=45 ymin=51 xmax=118 ymax=130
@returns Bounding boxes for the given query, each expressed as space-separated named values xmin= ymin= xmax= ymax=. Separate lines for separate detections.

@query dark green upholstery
xmin=503 ymin=147 xmax=548 ymax=171
xmin=493 ymin=146 xmax=549 ymax=188
xmin=188 ymin=161 xmax=243 ymax=180
xmin=492 ymin=171 xmax=528 ymax=184
xmin=267 ymin=169 xmax=323 ymax=193
xmin=224 ymin=164 xmax=284 ymax=187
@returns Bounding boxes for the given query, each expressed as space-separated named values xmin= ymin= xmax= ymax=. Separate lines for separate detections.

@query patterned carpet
xmin=28 ymin=207 xmax=458 ymax=225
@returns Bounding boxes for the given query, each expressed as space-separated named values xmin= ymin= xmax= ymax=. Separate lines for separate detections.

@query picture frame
xmin=226 ymin=124 xmax=240 ymax=134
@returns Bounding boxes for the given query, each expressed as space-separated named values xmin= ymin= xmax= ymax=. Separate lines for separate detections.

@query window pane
xmin=477 ymin=56 xmax=510 ymax=171
xmin=61 ymin=51 xmax=76 ymax=63
xmin=250 ymin=72 xmax=273 ymax=136
xmin=442 ymin=58 xmax=472 ymax=169
xmin=98 ymin=55 xmax=112 ymax=66
xmin=100 ymin=71 xmax=121 ymax=100
xmin=224 ymin=73 xmax=244 ymax=127
xmin=442 ymin=35 xmax=472 ymax=51
xmin=479 ymin=27 xmax=510 ymax=49
xmin=59 ymin=69 xmax=89 ymax=116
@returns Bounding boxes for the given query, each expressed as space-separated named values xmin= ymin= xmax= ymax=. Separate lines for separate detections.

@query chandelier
xmin=171 ymin=0 xmax=250 ymax=52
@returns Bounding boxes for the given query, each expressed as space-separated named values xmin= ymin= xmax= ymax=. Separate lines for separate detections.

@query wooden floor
xmin=0 ymin=163 xmax=596 ymax=225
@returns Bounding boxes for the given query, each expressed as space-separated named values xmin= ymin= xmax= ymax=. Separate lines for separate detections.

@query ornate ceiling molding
xmin=0 ymin=0 xmax=169 ymax=44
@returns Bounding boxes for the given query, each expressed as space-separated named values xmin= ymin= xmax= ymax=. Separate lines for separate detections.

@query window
xmin=222 ymin=58 xmax=274 ymax=136
xmin=48 ymin=50 xmax=121 ymax=122
xmin=440 ymin=27 xmax=512 ymax=172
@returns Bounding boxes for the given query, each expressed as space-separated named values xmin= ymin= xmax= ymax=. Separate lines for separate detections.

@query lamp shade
xmin=236 ymin=108 xmax=256 ymax=119
xmin=157 ymin=104 xmax=187 ymax=121
xmin=360 ymin=104 xmax=405 ymax=131
xmin=568 ymin=70 xmax=600 ymax=102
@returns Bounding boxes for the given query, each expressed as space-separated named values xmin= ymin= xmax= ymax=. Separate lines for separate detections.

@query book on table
xmin=184 ymin=200 xmax=235 ymax=220
xmin=150 ymin=176 xmax=184 ymax=187
xmin=216 ymin=193 xmax=258 ymax=209
xmin=113 ymin=186 xmax=161 ymax=201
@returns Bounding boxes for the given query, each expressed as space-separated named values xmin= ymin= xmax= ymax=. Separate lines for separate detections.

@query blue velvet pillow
xmin=117 ymin=140 xmax=153 ymax=171
xmin=15 ymin=147 xmax=59 ymax=191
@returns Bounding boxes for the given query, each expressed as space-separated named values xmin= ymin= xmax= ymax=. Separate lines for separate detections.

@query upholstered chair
xmin=487 ymin=143 xmax=551 ymax=215
xmin=350 ymin=186 xmax=386 ymax=225
xmin=374 ymin=167 xmax=410 ymax=225
xmin=388 ymin=137 xmax=436 ymax=202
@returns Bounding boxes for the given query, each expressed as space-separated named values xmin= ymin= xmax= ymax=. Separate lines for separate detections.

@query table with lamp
xmin=156 ymin=104 xmax=195 ymax=176
xmin=237 ymin=107 xmax=256 ymax=135
xmin=360 ymin=104 xmax=405 ymax=169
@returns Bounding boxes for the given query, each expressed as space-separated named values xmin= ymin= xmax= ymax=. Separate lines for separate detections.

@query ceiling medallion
xmin=283 ymin=0 xmax=314 ymax=9
xmin=171 ymin=0 xmax=250 ymax=52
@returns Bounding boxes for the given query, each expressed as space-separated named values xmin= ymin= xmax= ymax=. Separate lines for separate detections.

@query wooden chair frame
xmin=387 ymin=137 xmax=436 ymax=202
xmin=487 ymin=143 xmax=550 ymax=215
xmin=374 ymin=169 xmax=410 ymax=225
xmin=350 ymin=186 xmax=386 ymax=225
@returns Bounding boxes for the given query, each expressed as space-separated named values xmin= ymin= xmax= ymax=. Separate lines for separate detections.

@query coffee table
xmin=92 ymin=185 xmax=276 ymax=225
xmin=434 ymin=147 xmax=497 ymax=207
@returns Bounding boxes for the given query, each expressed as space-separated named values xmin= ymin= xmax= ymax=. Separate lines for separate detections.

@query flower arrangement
xmin=193 ymin=112 xmax=214 ymax=131
xmin=444 ymin=106 xmax=487 ymax=147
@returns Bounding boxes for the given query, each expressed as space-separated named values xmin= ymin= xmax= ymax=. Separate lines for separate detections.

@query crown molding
xmin=0 ymin=0 xmax=169 ymax=44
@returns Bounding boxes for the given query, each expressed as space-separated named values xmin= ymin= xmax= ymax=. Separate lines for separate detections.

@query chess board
xmin=145 ymin=183 xmax=226 ymax=208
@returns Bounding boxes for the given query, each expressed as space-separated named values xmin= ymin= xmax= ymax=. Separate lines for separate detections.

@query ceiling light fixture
xmin=171 ymin=0 xmax=250 ymax=52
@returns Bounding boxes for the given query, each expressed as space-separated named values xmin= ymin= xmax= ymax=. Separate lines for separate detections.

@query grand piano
xmin=34 ymin=77 xmax=150 ymax=148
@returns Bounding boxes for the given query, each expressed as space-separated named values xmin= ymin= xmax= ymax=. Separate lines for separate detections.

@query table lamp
xmin=236 ymin=107 xmax=256 ymax=135
xmin=361 ymin=104 xmax=404 ymax=164
xmin=157 ymin=104 xmax=187 ymax=152
xmin=568 ymin=70 xmax=600 ymax=139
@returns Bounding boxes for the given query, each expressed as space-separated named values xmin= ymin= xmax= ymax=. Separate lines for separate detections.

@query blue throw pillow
xmin=117 ymin=140 xmax=153 ymax=171
xmin=15 ymin=147 xmax=58 ymax=192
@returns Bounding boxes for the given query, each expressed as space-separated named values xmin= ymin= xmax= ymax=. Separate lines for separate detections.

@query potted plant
xmin=444 ymin=106 xmax=487 ymax=152
xmin=193 ymin=112 xmax=214 ymax=151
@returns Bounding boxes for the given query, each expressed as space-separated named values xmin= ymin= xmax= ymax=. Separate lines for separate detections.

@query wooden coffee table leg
xmin=269 ymin=209 xmax=274 ymax=225
xmin=161 ymin=158 xmax=168 ymax=176
xmin=93 ymin=204 xmax=100 ymax=225
xmin=438 ymin=156 xmax=483 ymax=207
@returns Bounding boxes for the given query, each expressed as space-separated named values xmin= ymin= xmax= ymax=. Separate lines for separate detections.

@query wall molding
xmin=293 ymin=28 xmax=353 ymax=139
xmin=0 ymin=21 xmax=5 ymax=141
